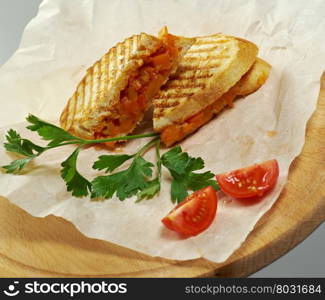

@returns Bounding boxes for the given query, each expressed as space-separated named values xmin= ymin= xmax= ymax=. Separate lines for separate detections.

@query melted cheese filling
xmin=161 ymin=95 xmax=232 ymax=147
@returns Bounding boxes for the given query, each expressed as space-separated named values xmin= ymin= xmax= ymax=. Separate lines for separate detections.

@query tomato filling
xmin=161 ymin=95 xmax=230 ymax=147
xmin=95 ymin=34 xmax=178 ymax=146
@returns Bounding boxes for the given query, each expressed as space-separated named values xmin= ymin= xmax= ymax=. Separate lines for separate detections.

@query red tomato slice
xmin=216 ymin=159 xmax=279 ymax=199
xmin=161 ymin=186 xmax=218 ymax=237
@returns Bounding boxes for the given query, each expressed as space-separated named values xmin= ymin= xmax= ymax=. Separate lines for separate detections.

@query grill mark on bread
xmin=73 ymin=84 xmax=82 ymax=129
xmin=94 ymin=63 xmax=101 ymax=107
xmin=60 ymin=107 xmax=66 ymax=128
xmin=153 ymin=113 xmax=167 ymax=118
xmin=190 ymin=39 xmax=230 ymax=45
xmin=154 ymin=100 xmax=181 ymax=108
xmin=174 ymin=71 xmax=214 ymax=80
xmin=78 ymin=76 xmax=86 ymax=120
xmin=137 ymin=34 xmax=144 ymax=50
xmin=156 ymin=92 xmax=197 ymax=100
xmin=70 ymin=84 xmax=79 ymax=130
xmin=118 ymin=39 xmax=127 ymax=72
xmin=100 ymin=52 xmax=109 ymax=100
xmin=187 ymin=46 xmax=221 ymax=53
xmin=98 ymin=55 xmax=105 ymax=104
xmin=92 ymin=62 xmax=99 ymax=104
xmin=61 ymin=101 xmax=69 ymax=129
xmin=65 ymin=100 xmax=72 ymax=129
xmin=83 ymin=69 xmax=91 ymax=113
xmin=124 ymin=36 xmax=130 ymax=63
xmin=121 ymin=39 xmax=127 ymax=68
xmin=153 ymin=106 xmax=180 ymax=118
xmin=177 ymin=64 xmax=221 ymax=72
xmin=183 ymin=53 xmax=231 ymax=61
xmin=164 ymin=81 xmax=206 ymax=89
xmin=89 ymin=65 xmax=95 ymax=113
xmin=112 ymin=45 xmax=118 ymax=82
xmin=116 ymin=42 xmax=122 ymax=73
xmin=153 ymin=109 xmax=164 ymax=118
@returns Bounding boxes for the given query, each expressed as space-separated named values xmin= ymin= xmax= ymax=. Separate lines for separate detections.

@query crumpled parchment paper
xmin=0 ymin=0 xmax=324 ymax=262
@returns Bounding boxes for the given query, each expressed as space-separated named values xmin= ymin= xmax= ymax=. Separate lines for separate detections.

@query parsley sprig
xmin=2 ymin=129 xmax=45 ymax=173
xmin=2 ymin=114 xmax=158 ymax=197
xmin=161 ymin=146 xmax=219 ymax=203
xmin=136 ymin=139 xmax=162 ymax=202
xmin=91 ymin=138 xmax=159 ymax=200
xmin=2 ymin=114 xmax=218 ymax=202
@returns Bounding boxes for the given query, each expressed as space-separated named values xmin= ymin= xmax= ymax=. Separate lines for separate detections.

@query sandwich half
xmin=153 ymin=33 xmax=260 ymax=146
xmin=60 ymin=30 xmax=193 ymax=145
xmin=160 ymin=58 xmax=271 ymax=146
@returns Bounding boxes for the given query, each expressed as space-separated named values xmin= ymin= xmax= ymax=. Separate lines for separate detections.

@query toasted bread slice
xmin=160 ymin=58 xmax=271 ymax=146
xmin=153 ymin=33 xmax=258 ymax=132
xmin=158 ymin=26 xmax=195 ymax=75
xmin=60 ymin=31 xmax=192 ymax=144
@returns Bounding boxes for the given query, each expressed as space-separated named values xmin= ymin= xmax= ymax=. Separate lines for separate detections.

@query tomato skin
xmin=216 ymin=159 xmax=279 ymax=199
xmin=161 ymin=186 xmax=218 ymax=237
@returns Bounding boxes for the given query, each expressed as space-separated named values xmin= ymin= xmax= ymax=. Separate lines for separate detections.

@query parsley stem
xmin=82 ymin=132 xmax=159 ymax=145
xmin=155 ymin=139 xmax=162 ymax=180
xmin=37 ymin=133 xmax=159 ymax=150
xmin=136 ymin=137 xmax=160 ymax=157
xmin=37 ymin=132 xmax=160 ymax=150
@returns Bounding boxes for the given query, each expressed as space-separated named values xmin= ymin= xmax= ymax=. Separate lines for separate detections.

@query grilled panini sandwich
xmin=60 ymin=31 xmax=193 ymax=145
xmin=160 ymin=58 xmax=271 ymax=146
xmin=153 ymin=33 xmax=260 ymax=146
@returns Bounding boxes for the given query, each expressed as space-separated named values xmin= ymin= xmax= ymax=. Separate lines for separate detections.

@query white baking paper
xmin=0 ymin=0 xmax=324 ymax=263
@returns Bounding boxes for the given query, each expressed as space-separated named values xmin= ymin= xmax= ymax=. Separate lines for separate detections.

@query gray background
xmin=0 ymin=0 xmax=324 ymax=277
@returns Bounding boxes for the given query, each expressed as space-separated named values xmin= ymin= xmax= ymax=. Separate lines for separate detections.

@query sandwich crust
xmin=153 ymin=33 xmax=259 ymax=132
xmin=160 ymin=58 xmax=271 ymax=146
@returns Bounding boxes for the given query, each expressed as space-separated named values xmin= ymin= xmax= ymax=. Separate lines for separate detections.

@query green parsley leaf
xmin=92 ymin=154 xmax=134 ymax=173
xmin=4 ymin=129 xmax=45 ymax=157
xmin=91 ymin=172 xmax=125 ymax=199
xmin=60 ymin=148 xmax=92 ymax=197
xmin=26 ymin=114 xmax=81 ymax=147
xmin=170 ymin=173 xmax=188 ymax=203
xmin=187 ymin=172 xmax=219 ymax=191
xmin=136 ymin=178 xmax=161 ymax=202
xmin=2 ymin=129 xmax=45 ymax=173
xmin=135 ymin=139 xmax=162 ymax=202
xmin=161 ymin=145 xmax=204 ymax=174
xmin=2 ymin=157 xmax=34 ymax=173
xmin=91 ymin=156 xmax=154 ymax=200
xmin=161 ymin=146 xmax=219 ymax=203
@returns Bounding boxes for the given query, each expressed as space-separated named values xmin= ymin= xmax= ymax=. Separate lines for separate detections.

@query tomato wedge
xmin=150 ymin=52 xmax=171 ymax=68
xmin=216 ymin=159 xmax=279 ymax=199
xmin=161 ymin=186 xmax=218 ymax=237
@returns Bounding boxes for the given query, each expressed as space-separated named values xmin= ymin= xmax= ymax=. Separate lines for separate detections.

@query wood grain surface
xmin=0 ymin=73 xmax=324 ymax=278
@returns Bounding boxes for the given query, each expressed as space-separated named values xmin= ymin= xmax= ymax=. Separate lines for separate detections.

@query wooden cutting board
xmin=0 ymin=73 xmax=324 ymax=278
